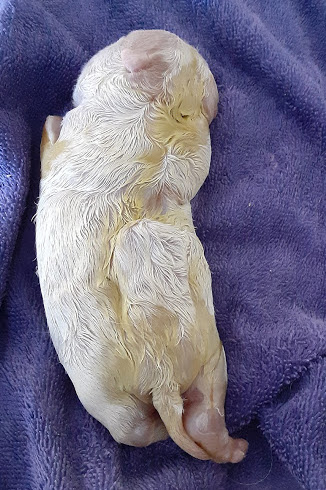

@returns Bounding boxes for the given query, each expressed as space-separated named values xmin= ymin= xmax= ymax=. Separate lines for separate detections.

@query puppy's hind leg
xmin=111 ymin=219 xmax=213 ymax=461
xmin=182 ymin=231 xmax=249 ymax=463
xmin=182 ymin=346 xmax=248 ymax=463
xmin=69 ymin=368 xmax=168 ymax=447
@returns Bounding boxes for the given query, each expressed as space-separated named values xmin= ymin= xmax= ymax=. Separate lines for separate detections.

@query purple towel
xmin=1 ymin=0 xmax=325 ymax=488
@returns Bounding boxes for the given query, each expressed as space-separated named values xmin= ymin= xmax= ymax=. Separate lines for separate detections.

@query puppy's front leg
xmin=40 ymin=116 xmax=64 ymax=179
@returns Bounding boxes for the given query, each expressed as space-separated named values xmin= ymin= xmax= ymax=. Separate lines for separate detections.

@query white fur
xmin=34 ymin=30 xmax=246 ymax=463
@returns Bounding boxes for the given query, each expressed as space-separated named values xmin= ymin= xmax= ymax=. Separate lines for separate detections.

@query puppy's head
xmin=73 ymin=30 xmax=218 ymax=125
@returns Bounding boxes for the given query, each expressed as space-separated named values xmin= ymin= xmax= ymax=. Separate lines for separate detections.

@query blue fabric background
xmin=1 ymin=1 xmax=325 ymax=488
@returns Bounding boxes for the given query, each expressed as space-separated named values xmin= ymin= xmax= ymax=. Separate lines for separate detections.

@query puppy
xmin=35 ymin=29 xmax=248 ymax=463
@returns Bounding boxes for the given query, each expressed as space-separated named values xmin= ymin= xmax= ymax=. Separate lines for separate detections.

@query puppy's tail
xmin=152 ymin=386 xmax=210 ymax=461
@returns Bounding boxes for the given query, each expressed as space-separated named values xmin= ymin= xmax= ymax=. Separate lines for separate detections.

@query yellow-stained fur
xmin=35 ymin=29 xmax=248 ymax=463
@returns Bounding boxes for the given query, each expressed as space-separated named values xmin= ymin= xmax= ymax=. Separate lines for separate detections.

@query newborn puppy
xmin=35 ymin=29 xmax=248 ymax=463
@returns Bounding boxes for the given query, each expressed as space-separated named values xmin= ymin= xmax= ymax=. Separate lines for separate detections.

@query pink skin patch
xmin=120 ymin=30 xmax=218 ymax=125
xmin=121 ymin=48 xmax=151 ymax=73
xmin=183 ymin=387 xmax=248 ymax=463
xmin=203 ymin=74 xmax=219 ymax=123
xmin=119 ymin=30 xmax=175 ymax=95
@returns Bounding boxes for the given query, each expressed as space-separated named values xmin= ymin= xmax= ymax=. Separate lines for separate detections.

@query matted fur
xmin=35 ymin=29 xmax=247 ymax=463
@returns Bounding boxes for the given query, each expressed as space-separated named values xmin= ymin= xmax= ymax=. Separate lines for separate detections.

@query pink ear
xmin=203 ymin=74 xmax=219 ymax=124
xmin=121 ymin=48 xmax=150 ymax=73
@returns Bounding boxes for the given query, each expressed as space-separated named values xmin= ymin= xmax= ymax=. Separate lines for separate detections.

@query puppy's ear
xmin=202 ymin=73 xmax=218 ymax=124
xmin=121 ymin=48 xmax=151 ymax=73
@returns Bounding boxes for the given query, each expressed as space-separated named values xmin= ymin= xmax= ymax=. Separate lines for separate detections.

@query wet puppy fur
xmin=36 ymin=30 xmax=248 ymax=464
